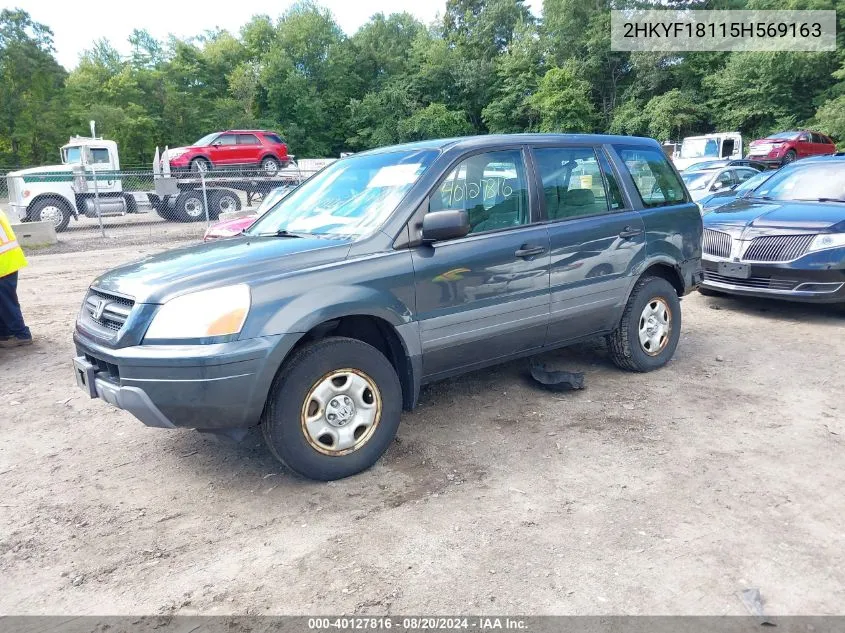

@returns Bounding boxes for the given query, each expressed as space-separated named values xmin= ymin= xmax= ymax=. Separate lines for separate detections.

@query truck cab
xmin=673 ymin=133 xmax=743 ymax=171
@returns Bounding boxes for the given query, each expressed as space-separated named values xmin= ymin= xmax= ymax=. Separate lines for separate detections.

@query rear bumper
xmin=73 ymin=331 xmax=300 ymax=430
xmin=701 ymin=257 xmax=845 ymax=303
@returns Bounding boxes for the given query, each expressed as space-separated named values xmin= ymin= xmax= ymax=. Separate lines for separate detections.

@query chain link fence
xmin=5 ymin=160 xmax=328 ymax=254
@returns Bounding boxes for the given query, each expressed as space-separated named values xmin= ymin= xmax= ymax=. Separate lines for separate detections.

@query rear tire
xmin=262 ymin=337 xmax=402 ymax=481
xmin=210 ymin=190 xmax=241 ymax=219
xmin=175 ymin=191 xmax=207 ymax=223
xmin=261 ymin=156 xmax=281 ymax=176
xmin=607 ymin=276 xmax=682 ymax=372
xmin=28 ymin=197 xmax=71 ymax=232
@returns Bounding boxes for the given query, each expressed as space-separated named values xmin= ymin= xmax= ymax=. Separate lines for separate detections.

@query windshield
xmin=768 ymin=131 xmax=799 ymax=140
xmin=735 ymin=170 xmax=772 ymax=194
xmin=193 ymin=133 xmax=219 ymax=147
xmin=681 ymin=172 xmax=711 ymax=190
xmin=753 ymin=162 xmax=845 ymax=201
xmin=63 ymin=146 xmax=82 ymax=164
xmin=680 ymin=138 xmax=720 ymax=159
xmin=247 ymin=149 xmax=438 ymax=238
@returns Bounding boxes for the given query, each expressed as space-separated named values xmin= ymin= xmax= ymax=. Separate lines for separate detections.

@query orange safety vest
xmin=0 ymin=210 xmax=28 ymax=278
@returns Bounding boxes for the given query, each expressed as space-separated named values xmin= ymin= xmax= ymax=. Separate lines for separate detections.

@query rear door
xmin=236 ymin=133 xmax=262 ymax=165
xmin=811 ymin=132 xmax=834 ymax=156
xmin=208 ymin=133 xmax=238 ymax=166
xmin=536 ymin=144 xmax=646 ymax=345
xmin=411 ymin=148 xmax=551 ymax=379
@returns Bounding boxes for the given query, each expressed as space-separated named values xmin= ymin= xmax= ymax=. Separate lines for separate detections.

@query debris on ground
xmin=529 ymin=361 xmax=585 ymax=392
xmin=740 ymin=587 xmax=776 ymax=625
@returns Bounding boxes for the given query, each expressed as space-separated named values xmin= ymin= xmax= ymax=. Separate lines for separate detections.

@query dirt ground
xmin=1 ymin=241 xmax=844 ymax=616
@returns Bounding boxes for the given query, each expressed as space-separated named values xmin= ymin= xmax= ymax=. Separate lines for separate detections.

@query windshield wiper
xmin=253 ymin=229 xmax=309 ymax=238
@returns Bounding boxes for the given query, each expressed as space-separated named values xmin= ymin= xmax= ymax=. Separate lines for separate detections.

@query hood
xmin=8 ymin=164 xmax=73 ymax=177
xmin=92 ymin=234 xmax=353 ymax=304
xmin=704 ymin=198 xmax=845 ymax=232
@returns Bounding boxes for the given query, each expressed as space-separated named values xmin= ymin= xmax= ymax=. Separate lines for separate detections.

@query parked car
xmin=164 ymin=130 xmax=290 ymax=175
xmin=72 ymin=134 xmax=703 ymax=480
xmin=683 ymin=159 xmax=769 ymax=172
xmin=747 ymin=130 xmax=836 ymax=167
xmin=203 ymin=185 xmax=295 ymax=241
xmin=696 ymin=169 xmax=776 ymax=214
xmin=681 ymin=165 xmax=761 ymax=202
xmin=700 ymin=156 xmax=845 ymax=305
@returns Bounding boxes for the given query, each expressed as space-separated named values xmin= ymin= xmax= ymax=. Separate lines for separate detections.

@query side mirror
xmin=422 ymin=210 xmax=470 ymax=242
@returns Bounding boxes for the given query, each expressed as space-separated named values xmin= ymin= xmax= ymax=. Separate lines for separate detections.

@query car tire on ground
xmin=782 ymin=150 xmax=797 ymax=165
xmin=190 ymin=157 xmax=211 ymax=173
xmin=174 ymin=191 xmax=207 ymax=223
xmin=261 ymin=337 xmax=402 ymax=481
xmin=607 ymin=276 xmax=682 ymax=372
xmin=261 ymin=156 xmax=281 ymax=176
xmin=210 ymin=190 xmax=241 ymax=218
xmin=28 ymin=197 xmax=71 ymax=232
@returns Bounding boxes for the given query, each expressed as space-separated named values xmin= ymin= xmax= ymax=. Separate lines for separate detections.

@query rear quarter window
xmin=265 ymin=134 xmax=286 ymax=145
xmin=614 ymin=145 xmax=687 ymax=207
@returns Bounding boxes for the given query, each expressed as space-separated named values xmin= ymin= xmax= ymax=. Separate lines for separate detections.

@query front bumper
xmin=701 ymin=257 xmax=845 ymax=303
xmin=9 ymin=203 xmax=28 ymax=222
xmin=73 ymin=331 xmax=299 ymax=430
xmin=746 ymin=152 xmax=786 ymax=166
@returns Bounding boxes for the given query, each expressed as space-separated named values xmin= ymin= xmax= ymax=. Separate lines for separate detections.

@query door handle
xmin=514 ymin=244 xmax=546 ymax=258
xmin=618 ymin=226 xmax=644 ymax=239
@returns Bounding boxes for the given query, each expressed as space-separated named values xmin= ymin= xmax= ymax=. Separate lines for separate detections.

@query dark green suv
xmin=73 ymin=134 xmax=703 ymax=480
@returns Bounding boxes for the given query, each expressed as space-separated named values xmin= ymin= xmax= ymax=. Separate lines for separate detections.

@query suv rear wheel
xmin=262 ymin=337 xmax=402 ymax=480
xmin=607 ymin=276 xmax=681 ymax=372
xmin=261 ymin=156 xmax=281 ymax=176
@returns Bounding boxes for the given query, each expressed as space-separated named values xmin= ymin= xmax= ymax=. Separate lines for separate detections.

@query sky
xmin=10 ymin=0 xmax=542 ymax=70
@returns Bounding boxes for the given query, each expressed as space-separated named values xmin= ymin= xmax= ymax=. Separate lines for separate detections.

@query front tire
xmin=29 ymin=198 xmax=71 ymax=232
xmin=607 ymin=276 xmax=682 ymax=372
xmin=262 ymin=337 xmax=402 ymax=481
xmin=190 ymin=157 xmax=211 ymax=173
xmin=782 ymin=150 xmax=797 ymax=165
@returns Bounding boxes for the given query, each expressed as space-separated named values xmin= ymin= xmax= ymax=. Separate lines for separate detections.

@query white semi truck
xmin=5 ymin=132 xmax=306 ymax=232
xmin=671 ymin=132 xmax=744 ymax=171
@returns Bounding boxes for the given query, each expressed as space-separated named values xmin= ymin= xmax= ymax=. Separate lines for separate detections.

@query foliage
xmin=1 ymin=1 xmax=844 ymax=166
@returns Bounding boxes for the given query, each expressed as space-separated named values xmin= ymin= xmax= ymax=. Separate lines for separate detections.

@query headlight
xmin=166 ymin=149 xmax=188 ymax=159
xmin=144 ymin=285 xmax=251 ymax=342
xmin=807 ymin=233 xmax=845 ymax=252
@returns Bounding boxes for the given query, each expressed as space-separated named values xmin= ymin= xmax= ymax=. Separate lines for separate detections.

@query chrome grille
xmin=702 ymin=229 xmax=732 ymax=258
xmin=83 ymin=288 xmax=134 ymax=333
xmin=742 ymin=234 xmax=816 ymax=262
xmin=703 ymin=271 xmax=799 ymax=290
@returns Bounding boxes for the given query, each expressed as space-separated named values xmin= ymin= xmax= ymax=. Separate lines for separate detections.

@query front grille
xmin=704 ymin=271 xmax=799 ymax=291
xmin=6 ymin=175 xmax=18 ymax=204
xmin=703 ymin=229 xmax=732 ymax=258
xmin=742 ymin=234 xmax=816 ymax=262
xmin=83 ymin=288 xmax=134 ymax=333
xmin=83 ymin=352 xmax=120 ymax=382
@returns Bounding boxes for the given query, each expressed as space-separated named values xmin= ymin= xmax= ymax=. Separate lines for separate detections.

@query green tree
xmin=528 ymin=64 xmax=597 ymax=133
xmin=644 ymin=89 xmax=709 ymax=142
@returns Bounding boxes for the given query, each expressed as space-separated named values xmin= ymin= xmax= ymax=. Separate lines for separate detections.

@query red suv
xmin=165 ymin=130 xmax=290 ymax=175
xmin=747 ymin=129 xmax=836 ymax=166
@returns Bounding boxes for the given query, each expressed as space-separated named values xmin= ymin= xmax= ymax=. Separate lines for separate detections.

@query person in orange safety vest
xmin=0 ymin=209 xmax=32 ymax=347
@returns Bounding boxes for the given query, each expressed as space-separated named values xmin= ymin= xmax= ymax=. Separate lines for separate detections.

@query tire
xmin=155 ymin=197 xmax=177 ymax=221
xmin=174 ymin=191 xmax=207 ymax=223
xmin=261 ymin=156 xmax=281 ymax=176
xmin=262 ymin=337 xmax=402 ymax=481
xmin=190 ymin=157 xmax=211 ymax=173
xmin=210 ymin=190 xmax=241 ymax=219
xmin=606 ymin=276 xmax=682 ymax=372
xmin=782 ymin=150 xmax=797 ymax=165
xmin=28 ymin=197 xmax=71 ymax=232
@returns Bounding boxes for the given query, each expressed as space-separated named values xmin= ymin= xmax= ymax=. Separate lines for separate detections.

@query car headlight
xmin=144 ymin=285 xmax=251 ymax=342
xmin=807 ymin=233 xmax=845 ymax=253
xmin=166 ymin=149 xmax=188 ymax=160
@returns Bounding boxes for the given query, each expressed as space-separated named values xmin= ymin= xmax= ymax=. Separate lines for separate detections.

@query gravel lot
xmin=1 ymin=240 xmax=843 ymax=616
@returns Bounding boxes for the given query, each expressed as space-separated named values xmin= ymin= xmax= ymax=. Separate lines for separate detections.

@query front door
xmin=411 ymin=148 xmax=551 ymax=380
xmin=533 ymin=145 xmax=646 ymax=345
xmin=208 ymin=133 xmax=239 ymax=166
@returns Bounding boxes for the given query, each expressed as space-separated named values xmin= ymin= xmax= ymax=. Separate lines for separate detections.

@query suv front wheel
xmin=262 ymin=337 xmax=402 ymax=480
xmin=607 ymin=276 xmax=682 ymax=372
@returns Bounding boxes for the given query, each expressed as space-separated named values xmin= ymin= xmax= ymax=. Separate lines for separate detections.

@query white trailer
xmin=672 ymin=132 xmax=743 ymax=171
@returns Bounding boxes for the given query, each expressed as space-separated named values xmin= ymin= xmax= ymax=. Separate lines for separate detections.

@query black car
xmin=700 ymin=156 xmax=845 ymax=304
xmin=73 ymin=134 xmax=703 ymax=480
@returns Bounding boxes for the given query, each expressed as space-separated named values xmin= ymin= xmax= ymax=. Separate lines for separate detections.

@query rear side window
xmin=265 ymin=133 xmax=286 ymax=144
xmin=534 ymin=147 xmax=612 ymax=221
xmin=431 ymin=150 xmax=529 ymax=234
xmin=237 ymin=134 xmax=260 ymax=145
xmin=614 ymin=146 xmax=687 ymax=207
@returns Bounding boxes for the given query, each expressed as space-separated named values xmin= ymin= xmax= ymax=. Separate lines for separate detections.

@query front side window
xmin=247 ymin=149 xmax=437 ymax=238
xmin=735 ymin=169 xmax=758 ymax=184
xmin=616 ymin=146 xmax=687 ymax=207
xmin=714 ymin=170 xmax=734 ymax=189
xmin=534 ymin=147 xmax=614 ymax=221
xmin=89 ymin=148 xmax=111 ymax=165
xmin=430 ymin=150 xmax=529 ymax=234
xmin=215 ymin=134 xmax=237 ymax=146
